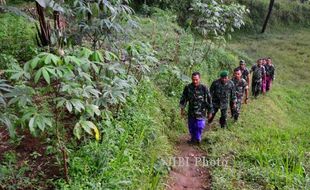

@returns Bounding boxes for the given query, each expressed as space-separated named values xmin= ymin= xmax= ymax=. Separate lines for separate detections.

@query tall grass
xmin=0 ymin=13 xmax=35 ymax=61
xmin=203 ymin=28 xmax=310 ymax=189
xmin=236 ymin=0 xmax=310 ymax=31
xmin=56 ymin=81 xmax=185 ymax=189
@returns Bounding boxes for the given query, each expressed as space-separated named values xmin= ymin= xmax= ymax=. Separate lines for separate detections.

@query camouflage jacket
xmin=251 ymin=64 xmax=266 ymax=82
xmin=210 ymin=79 xmax=237 ymax=109
xmin=265 ymin=64 xmax=275 ymax=80
xmin=179 ymin=83 xmax=213 ymax=119
xmin=232 ymin=77 xmax=248 ymax=99
xmin=236 ymin=66 xmax=250 ymax=82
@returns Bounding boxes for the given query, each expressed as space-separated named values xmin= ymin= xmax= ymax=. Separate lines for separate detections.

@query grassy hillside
xmin=231 ymin=0 xmax=310 ymax=32
xmin=134 ymin=9 xmax=310 ymax=189
xmin=1 ymin=1 xmax=310 ymax=189
xmin=203 ymin=28 xmax=310 ymax=189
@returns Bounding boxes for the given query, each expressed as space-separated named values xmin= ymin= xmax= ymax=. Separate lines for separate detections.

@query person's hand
xmin=207 ymin=113 xmax=212 ymax=120
xmin=233 ymin=103 xmax=237 ymax=109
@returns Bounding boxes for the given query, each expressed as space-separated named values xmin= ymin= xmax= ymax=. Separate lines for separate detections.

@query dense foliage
xmin=1 ymin=0 xmax=310 ymax=189
xmin=0 ymin=13 xmax=36 ymax=61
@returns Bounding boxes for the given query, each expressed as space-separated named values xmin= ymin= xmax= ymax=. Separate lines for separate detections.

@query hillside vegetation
xmin=204 ymin=28 xmax=310 ymax=189
xmin=0 ymin=0 xmax=310 ymax=189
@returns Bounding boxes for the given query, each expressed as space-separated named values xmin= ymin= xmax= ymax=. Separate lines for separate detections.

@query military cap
xmin=220 ymin=70 xmax=229 ymax=78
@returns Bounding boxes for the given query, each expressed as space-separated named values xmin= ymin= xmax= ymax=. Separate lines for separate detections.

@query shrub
xmin=0 ymin=13 xmax=36 ymax=62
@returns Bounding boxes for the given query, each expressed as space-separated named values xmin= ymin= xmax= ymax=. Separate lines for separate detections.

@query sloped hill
xmin=203 ymin=28 xmax=310 ymax=189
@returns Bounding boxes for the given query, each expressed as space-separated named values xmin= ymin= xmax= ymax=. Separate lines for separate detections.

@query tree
xmin=35 ymin=1 xmax=51 ymax=47
xmin=182 ymin=0 xmax=247 ymax=68
xmin=73 ymin=0 xmax=135 ymax=50
xmin=261 ymin=0 xmax=275 ymax=33
xmin=35 ymin=0 xmax=65 ymax=50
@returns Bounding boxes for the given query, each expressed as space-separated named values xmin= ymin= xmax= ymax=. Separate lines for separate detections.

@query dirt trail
xmin=165 ymin=135 xmax=211 ymax=190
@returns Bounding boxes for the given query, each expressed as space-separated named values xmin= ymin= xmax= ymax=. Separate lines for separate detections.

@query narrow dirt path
xmin=165 ymin=135 xmax=211 ymax=190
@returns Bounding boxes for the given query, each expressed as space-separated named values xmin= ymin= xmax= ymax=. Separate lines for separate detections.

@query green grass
xmin=56 ymin=81 xmax=185 ymax=189
xmin=3 ymin=5 xmax=310 ymax=189
xmin=236 ymin=0 xmax=310 ymax=32
xmin=202 ymin=28 xmax=310 ymax=189
xmin=0 ymin=13 xmax=36 ymax=62
xmin=135 ymin=9 xmax=239 ymax=83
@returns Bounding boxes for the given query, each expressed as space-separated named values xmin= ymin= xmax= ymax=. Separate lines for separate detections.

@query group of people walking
xmin=180 ymin=58 xmax=275 ymax=144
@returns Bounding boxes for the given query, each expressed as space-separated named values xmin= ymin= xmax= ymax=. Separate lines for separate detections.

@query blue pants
xmin=188 ymin=117 xmax=206 ymax=141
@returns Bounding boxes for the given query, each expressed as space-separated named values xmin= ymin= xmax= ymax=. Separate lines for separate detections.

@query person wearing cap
xmin=208 ymin=70 xmax=237 ymax=128
xmin=236 ymin=60 xmax=250 ymax=85
xmin=180 ymin=72 xmax=213 ymax=144
xmin=265 ymin=57 xmax=275 ymax=92
xmin=250 ymin=59 xmax=266 ymax=98
xmin=230 ymin=68 xmax=249 ymax=121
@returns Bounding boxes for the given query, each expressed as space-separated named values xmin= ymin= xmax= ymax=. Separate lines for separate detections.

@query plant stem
xmin=54 ymin=78 xmax=69 ymax=182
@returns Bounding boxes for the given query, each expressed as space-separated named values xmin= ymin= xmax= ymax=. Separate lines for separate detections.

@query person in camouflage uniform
xmin=230 ymin=68 xmax=249 ymax=121
xmin=208 ymin=71 xmax=237 ymax=128
xmin=265 ymin=57 xmax=275 ymax=92
xmin=236 ymin=60 xmax=250 ymax=85
xmin=180 ymin=72 xmax=213 ymax=144
xmin=250 ymin=59 xmax=266 ymax=98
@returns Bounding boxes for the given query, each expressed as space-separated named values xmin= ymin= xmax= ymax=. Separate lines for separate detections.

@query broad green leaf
xmin=64 ymin=56 xmax=82 ymax=66
xmin=0 ymin=115 xmax=15 ymax=138
xmin=26 ymin=56 xmax=40 ymax=70
xmin=29 ymin=117 xmax=36 ymax=134
xmin=79 ymin=47 xmax=93 ymax=58
xmin=10 ymin=72 xmax=24 ymax=81
xmin=73 ymin=122 xmax=82 ymax=140
xmin=45 ymin=67 xmax=56 ymax=76
xmin=105 ymin=51 xmax=119 ymax=61
xmin=42 ymin=68 xmax=50 ymax=84
xmin=56 ymin=98 xmax=66 ymax=108
xmin=36 ymin=116 xmax=45 ymax=131
xmin=89 ymin=51 xmax=104 ymax=62
xmin=86 ymin=104 xmax=101 ymax=117
xmin=90 ymin=63 xmax=99 ymax=74
xmin=44 ymin=118 xmax=53 ymax=128
xmin=44 ymin=53 xmax=60 ymax=65
xmin=88 ymin=88 xmax=101 ymax=98
xmin=34 ymin=69 xmax=42 ymax=83
xmin=65 ymin=100 xmax=73 ymax=113
xmin=71 ymin=99 xmax=85 ymax=112
xmin=80 ymin=120 xmax=93 ymax=135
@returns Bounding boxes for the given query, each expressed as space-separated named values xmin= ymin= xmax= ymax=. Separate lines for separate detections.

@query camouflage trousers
xmin=252 ymin=80 xmax=262 ymax=97
xmin=230 ymin=98 xmax=242 ymax=120
xmin=208 ymin=106 xmax=228 ymax=128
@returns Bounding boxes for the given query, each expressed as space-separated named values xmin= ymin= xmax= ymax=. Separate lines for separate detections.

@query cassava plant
xmin=185 ymin=0 xmax=248 ymax=66
xmin=0 ymin=79 xmax=16 ymax=137
xmin=3 ymin=44 xmax=155 ymax=181
xmin=73 ymin=0 xmax=136 ymax=50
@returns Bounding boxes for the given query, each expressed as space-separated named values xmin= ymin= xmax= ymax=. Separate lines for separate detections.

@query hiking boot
xmin=221 ymin=125 xmax=227 ymax=129
xmin=234 ymin=114 xmax=239 ymax=122
xmin=196 ymin=140 xmax=201 ymax=146
xmin=187 ymin=139 xmax=195 ymax=145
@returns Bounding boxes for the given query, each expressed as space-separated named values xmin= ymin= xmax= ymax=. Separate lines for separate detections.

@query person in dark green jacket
xmin=180 ymin=72 xmax=213 ymax=144
xmin=208 ymin=70 xmax=237 ymax=128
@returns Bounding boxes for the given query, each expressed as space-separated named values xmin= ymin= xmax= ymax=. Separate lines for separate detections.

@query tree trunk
xmin=0 ymin=0 xmax=6 ymax=5
xmin=35 ymin=2 xmax=51 ymax=47
xmin=261 ymin=0 xmax=275 ymax=33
